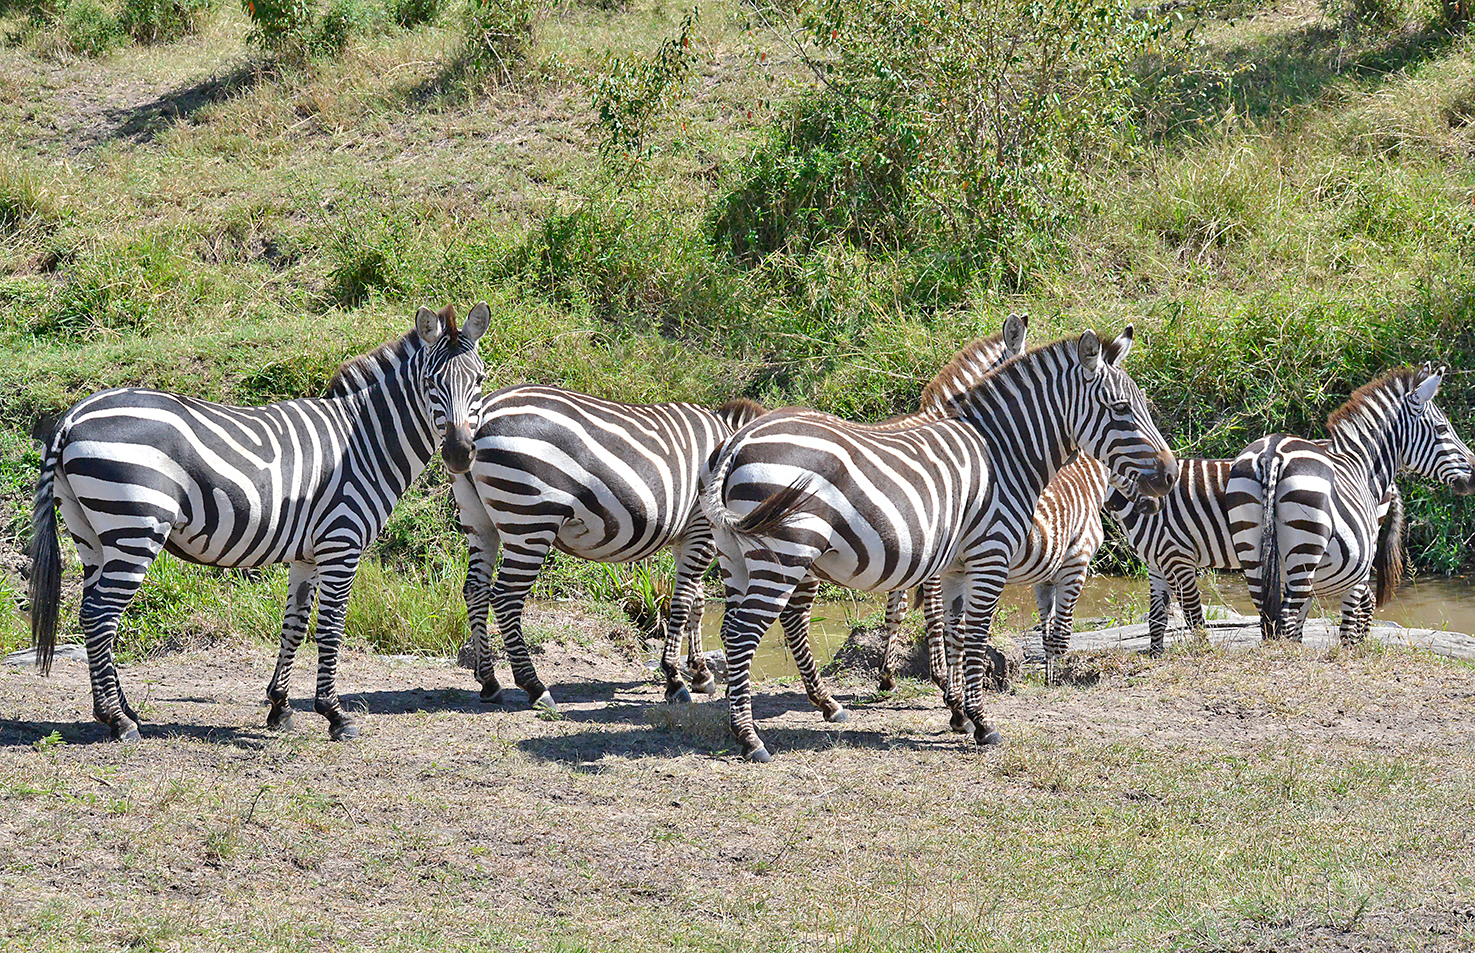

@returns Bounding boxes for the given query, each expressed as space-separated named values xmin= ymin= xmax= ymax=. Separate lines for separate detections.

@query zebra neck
xmin=960 ymin=376 xmax=1073 ymax=505
xmin=1329 ymin=417 xmax=1400 ymax=503
xmin=329 ymin=354 xmax=437 ymax=495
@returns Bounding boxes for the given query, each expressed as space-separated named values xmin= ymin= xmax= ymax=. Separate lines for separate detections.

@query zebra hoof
xmin=330 ymin=721 xmax=360 ymax=742
xmin=479 ymin=685 xmax=505 ymax=705
xmin=531 ymin=692 xmax=557 ymax=714
xmin=266 ymin=708 xmax=295 ymax=731
xmin=973 ymin=724 xmax=1003 ymax=747
xmin=824 ymin=707 xmax=848 ymax=724
xmin=691 ymin=674 xmax=718 ymax=695
xmin=949 ymin=711 xmax=971 ymax=734
xmin=112 ymin=721 xmax=140 ymax=743
xmin=1147 ymin=644 xmax=1164 ymax=659
xmin=666 ymin=685 xmax=693 ymax=705
xmin=744 ymin=745 xmax=772 ymax=764
xmin=878 ymin=674 xmax=895 ymax=692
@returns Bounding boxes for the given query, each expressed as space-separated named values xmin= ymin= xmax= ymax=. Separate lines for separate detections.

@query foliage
xmin=587 ymin=7 xmax=700 ymax=160
xmin=243 ymin=0 xmax=374 ymax=65
xmin=385 ymin=0 xmax=435 ymax=28
xmin=119 ymin=0 xmax=213 ymax=43
xmin=718 ymin=0 xmax=1171 ymax=289
xmin=462 ymin=0 xmax=538 ymax=83
xmin=23 ymin=0 xmax=126 ymax=57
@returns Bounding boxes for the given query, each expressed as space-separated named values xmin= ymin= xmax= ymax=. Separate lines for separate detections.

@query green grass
xmin=1 ymin=0 xmax=1474 ymax=664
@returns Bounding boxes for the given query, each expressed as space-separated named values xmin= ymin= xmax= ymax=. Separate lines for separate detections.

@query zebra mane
xmin=947 ymin=335 xmax=1080 ymax=415
xmin=917 ymin=326 xmax=1020 ymax=413
xmin=1326 ymin=366 xmax=1423 ymax=434
xmin=714 ymin=397 xmax=767 ymax=431
xmin=325 ymin=332 xmax=421 ymax=398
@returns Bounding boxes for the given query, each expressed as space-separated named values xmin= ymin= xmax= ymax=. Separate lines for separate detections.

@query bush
xmin=587 ymin=7 xmax=699 ymax=160
xmin=386 ymin=0 xmax=436 ymax=28
xmin=716 ymin=0 xmax=1170 ymax=289
xmin=119 ymin=0 xmax=213 ymax=42
xmin=462 ymin=0 xmax=538 ymax=83
xmin=24 ymin=0 xmax=126 ymax=57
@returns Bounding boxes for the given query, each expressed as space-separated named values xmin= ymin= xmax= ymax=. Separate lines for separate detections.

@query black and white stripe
xmin=701 ymin=330 xmax=1178 ymax=761
xmin=29 ymin=304 xmax=490 ymax=741
xmin=1226 ymin=364 xmax=1474 ymax=644
xmin=880 ymin=455 xmax=1111 ymax=691
xmin=451 ymin=386 xmax=766 ymax=709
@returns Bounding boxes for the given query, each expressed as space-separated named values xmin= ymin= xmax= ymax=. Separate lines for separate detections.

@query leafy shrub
xmin=119 ymin=0 xmax=213 ymax=42
xmin=23 ymin=0 xmax=125 ymax=57
xmin=462 ymin=0 xmax=538 ymax=83
xmin=587 ymin=7 xmax=699 ymax=160
xmin=386 ymin=0 xmax=436 ymax=28
xmin=244 ymin=0 xmax=316 ymax=64
xmin=313 ymin=0 xmax=377 ymax=54
xmin=715 ymin=0 xmax=1169 ymax=289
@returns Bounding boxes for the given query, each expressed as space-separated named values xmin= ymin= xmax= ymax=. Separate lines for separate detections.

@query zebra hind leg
xmin=779 ymin=576 xmax=847 ymax=723
xmin=877 ymin=588 xmax=909 ymax=692
xmin=1339 ymin=585 xmax=1374 ymax=648
xmin=78 ymin=537 xmax=169 ymax=742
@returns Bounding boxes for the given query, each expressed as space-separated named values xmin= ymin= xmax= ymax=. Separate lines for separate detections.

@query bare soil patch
xmin=3 ymin=627 xmax=1474 ymax=950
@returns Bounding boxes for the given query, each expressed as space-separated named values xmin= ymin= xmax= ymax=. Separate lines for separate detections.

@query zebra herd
xmin=27 ymin=303 xmax=1475 ymax=761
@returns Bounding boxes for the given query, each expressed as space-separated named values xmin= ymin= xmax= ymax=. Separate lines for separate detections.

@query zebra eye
xmin=1111 ymin=400 xmax=1130 ymax=415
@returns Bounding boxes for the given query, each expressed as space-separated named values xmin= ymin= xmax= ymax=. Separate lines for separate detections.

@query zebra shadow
xmin=513 ymin=686 xmax=966 ymax=765
xmin=344 ymin=677 xmax=653 ymax=717
xmin=0 ymin=717 xmax=274 ymax=750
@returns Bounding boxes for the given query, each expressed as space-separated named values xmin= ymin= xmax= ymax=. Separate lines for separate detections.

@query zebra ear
xmin=415 ymin=306 xmax=444 ymax=345
xmin=1078 ymin=330 xmax=1103 ymax=378
xmin=461 ymin=302 xmax=491 ymax=344
xmin=1103 ymin=325 xmax=1134 ymax=367
xmin=1413 ymin=366 xmax=1442 ymax=407
xmin=1002 ymin=312 xmax=1027 ymax=354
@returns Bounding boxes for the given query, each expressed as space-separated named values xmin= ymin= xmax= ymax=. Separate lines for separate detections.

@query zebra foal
xmin=451 ymin=386 xmax=766 ymax=710
xmin=1227 ymin=364 xmax=1474 ymax=644
xmin=702 ymin=329 xmax=1178 ymax=761
xmin=30 ymin=304 xmax=489 ymax=741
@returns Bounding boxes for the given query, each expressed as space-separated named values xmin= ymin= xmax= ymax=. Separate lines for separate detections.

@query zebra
xmin=1226 ymin=364 xmax=1474 ymax=644
xmin=701 ymin=329 xmax=1178 ymax=761
xmin=29 ymin=303 xmax=490 ymax=742
xmin=449 ymin=386 xmax=767 ymax=711
xmin=878 ymin=454 xmax=1111 ymax=692
xmin=1105 ymin=455 xmax=1405 ymax=654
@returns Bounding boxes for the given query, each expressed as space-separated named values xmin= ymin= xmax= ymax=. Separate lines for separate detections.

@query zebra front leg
xmin=684 ymin=601 xmax=716 ymax=695
xmin=1147 ymin=567 xmax=1172 ymax=657
xmin=959 ymin=561 xmax=1009 ymax=747
xmin=662 ymin=535 xmax=713 ymax=703
xmin=452 ymin=476 xmax=506 ymax=704
xmin=930 ymin=577 xmax=970 ymax=733
xmin=1035 ymin=581 xmax=1064 ymax=684
xmin=266 ymin=561 xmax=317 ymax=730
xmin=779 ymin=576 xmax=846 ymax=723
xmin=310 ymin=557 xmax=363 ymax=741
xmin=878 ymin=588 xmax=909 ymax=692
xmin=1170 ymin=564 xmax=1208 ymax=648
xmin=491 ymin=530 xmax=558 ymax=712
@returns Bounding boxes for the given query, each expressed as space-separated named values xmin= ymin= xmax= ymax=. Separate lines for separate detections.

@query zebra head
xmin=415 ymin=302 xmax=490 ymax=474
xmin=1069 ymin=327 xmax=1178 ymax=500
xmin=1398 ymin=364 xmax=1475 ymax=494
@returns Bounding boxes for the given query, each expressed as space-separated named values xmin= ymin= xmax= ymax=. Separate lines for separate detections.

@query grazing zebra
xmin=1226 ymin=364 xmax=1474 ymax=644
xmin=701 ymin=329 xmax=1178 ymax=761
xmin=29 ymin=304 xmax=490 ymax=741
xmin=879 ymin=454 xmax=1111 ymax=691
xmin=1106 ymin=455 xmax=1405 ymax=654
xmin=450 ymin=386 xmax=767 ymax=710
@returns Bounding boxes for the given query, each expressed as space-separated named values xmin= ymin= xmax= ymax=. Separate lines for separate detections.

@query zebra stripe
xmin=451 ymin=385 xmax=766 ymax=709
xmin=702 ymin=329 xmax=1178 ymax=761
xmin=29 ymin=304 xmax=489 ymax=741
xmin=1226 ymin=364 xmax=1474 ymax=644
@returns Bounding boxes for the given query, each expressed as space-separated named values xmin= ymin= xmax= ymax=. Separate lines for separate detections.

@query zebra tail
xmin=30 ymin=429 xmax=65 ymax=677
xmin=1258 ymin=452 xmax=1284 ymax=630
xmin=699 ymin=446 xmax=817 ymax=549
xmin=1373 ymin=485 xmax=1405 ymax=608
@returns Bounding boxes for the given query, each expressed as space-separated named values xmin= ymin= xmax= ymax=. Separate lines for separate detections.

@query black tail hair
xmin=1372 ymin=485 xmax=1405 ymax=608
xmin=30 ymin=428 xmax=64 ymax=676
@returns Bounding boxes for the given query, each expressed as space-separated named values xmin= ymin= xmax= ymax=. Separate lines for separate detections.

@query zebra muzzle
xmin=441 ymin=424 xmax=476 ymax=474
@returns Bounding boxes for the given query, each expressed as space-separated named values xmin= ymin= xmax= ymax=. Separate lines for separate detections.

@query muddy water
xmin=698 ymin=574 xmax=1475 ymax=680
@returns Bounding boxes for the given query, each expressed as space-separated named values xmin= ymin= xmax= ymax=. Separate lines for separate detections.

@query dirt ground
xmin=3 ymin=621 xmax=1475 ymax=952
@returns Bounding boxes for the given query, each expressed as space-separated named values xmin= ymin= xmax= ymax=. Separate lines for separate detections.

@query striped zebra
xmin=701 ymin=329 xmax=1178 ymax=761
xmin=879 ymin=454 xmax=1111 ymax=692
xmin=1106 ymin=455 xmax=1405 ymax=654
xmin=29 ymin=304 xmax=489 ymax=742
xmin=1226 ymin=364 xmax=1474 ymax=644
xmin=450 ymin=386 xmax=767 ymax=710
